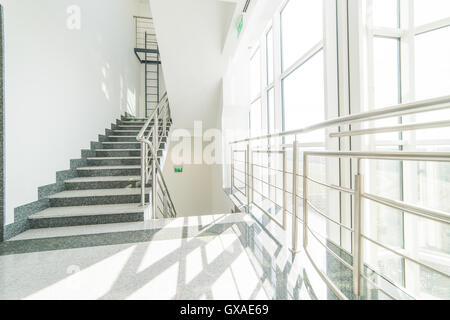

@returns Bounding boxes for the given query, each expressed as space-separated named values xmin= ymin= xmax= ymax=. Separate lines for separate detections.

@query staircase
xmin=26 ymin=116 xmax=171 ymax=229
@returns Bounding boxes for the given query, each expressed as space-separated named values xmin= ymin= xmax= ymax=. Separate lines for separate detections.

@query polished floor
xmin=0 ymin=215 xmax=268 ymax=300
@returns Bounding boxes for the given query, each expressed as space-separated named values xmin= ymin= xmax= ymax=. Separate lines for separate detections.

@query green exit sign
xmin=237 ymin=15 xmax=244 ymax=36
xmin=174 ymin=167 xmax=183 ymax=173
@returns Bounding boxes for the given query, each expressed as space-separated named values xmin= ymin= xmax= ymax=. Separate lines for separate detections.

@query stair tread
xmin=29 ymin=203 xmax=145 ymax=219
xmin=102 ymin=142 xmax=140 ymax=144
xmin=8 ymin=213 xmax=244 ymax=241
xmin=65 ymin=176 xmax=141 ymax=183
xmin=87 ymin=157 xmax=140 ymax=160
xmin=78 ymin=165 xmax=140 ymax=170
xmin=95 ymin=149 xmax=141 ymax=152
xmin=48 ymin=188 xmax=148 ymax=199
xmin=108 ymin=136 xmax=140 ymax=138
xmin=113 ymin=129 xmax=151 ymax=132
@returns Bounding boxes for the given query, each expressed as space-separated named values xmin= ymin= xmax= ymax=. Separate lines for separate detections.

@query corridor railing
xmin=137 ymin=92 xmax=177 ymax=219
xmin=230 ymin=95 xmax=450 ymax=300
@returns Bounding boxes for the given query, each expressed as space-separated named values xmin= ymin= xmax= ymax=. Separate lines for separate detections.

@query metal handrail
xmin=229 ymin=94 xmax=450 ymax=300
xmin=137 ymin=92 xmax=168 ymax=140
xmin=231 ymin=95 xmax=450 ymax=144
xmin=136 ymin=92 xmax=177 ymax=219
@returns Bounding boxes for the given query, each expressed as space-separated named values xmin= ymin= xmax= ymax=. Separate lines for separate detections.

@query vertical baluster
xmin=282 ymin=150 xmax=287 ymax=230
xmin=163 ymin=107 xmax=167 ymax=139
xmin=144 ymin=31 xmax=148 ymax=118
xmin=292 ymin=139 xmax=298 ymax=251
xmin=140 ymin=142 xmax=147 ymax=206
xmin=152 ymin=112 xmax=158 ymax=219
xmin=303 ymin=152 xmax=308 ymax=249
xmin=353 ymin=158 xmax=363 ymax=299
xmin=246 ymin=144 xmax=251 ymax=208
xmin=231 ymin=149 xmax=234 ymax=195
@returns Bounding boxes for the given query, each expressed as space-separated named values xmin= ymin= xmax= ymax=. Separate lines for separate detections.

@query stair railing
xmin=137 ymin=92 xmax=177 ymax=219
xmin=229 ymin=95 xmax=450 ymax=300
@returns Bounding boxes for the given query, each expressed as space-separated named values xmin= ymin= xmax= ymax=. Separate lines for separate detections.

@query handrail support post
xmin=292 ymin=139 xmax=299 ymax=251
xmin=303 ymin=151 xmax=308 ymax=249
xmin=140 ymin=142 xmax=147 ymax=207
xmin=353 ymin=159 xmax=364 ymax=299
xmin=152 ymin=112 xmax=158 ymax=219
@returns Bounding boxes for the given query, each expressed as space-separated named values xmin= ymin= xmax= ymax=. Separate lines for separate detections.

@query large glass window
xmin=281 ymin=0 xmax=325 ymax=142
xmin=414 ymin=0 xmax=450 ymax=26
xmin=415 ymin=26 xmax=450 ymax=102
xmin=250 ymin=98 xmax=262 ymax=138
xmin=373 ymin=37 xmax=400 ymax=109
xmin=282 ymin=50 xmax=325 ymax=142
xmin=267 ymin=88 xmax=275 ymax=134
xmin=281 ymin=0 xmax=323 ymax=71
xmin=372 ymin=0 xmax=399 ymax=28
xmin=237 ymin=0 xmax=450 ymax=300
xmin=250 ymin=48 xmax=261 ymax=101
xmin=362 ymin=0 xmax=450 ymax=300
xmin=266 ymin=28 xmax=274 ymax=85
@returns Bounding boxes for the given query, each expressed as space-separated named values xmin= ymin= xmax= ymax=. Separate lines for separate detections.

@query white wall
xmin=149 ymin=0 xmax=236 ymax=130
xmin=148 ymin=0 xmax=237 ymax=216
xmin=1 ymin=0 xmax=147 ymax=224
xmin=221 ymin=0 xmax=285 ymax=188
xmin=162 ymin=135 xmax=233 ymax=217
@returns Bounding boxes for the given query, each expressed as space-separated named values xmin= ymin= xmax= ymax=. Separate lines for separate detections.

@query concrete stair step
xmin=65 ymin=175 xmax=148 ymax=190
xmin=95 ymin=149 xmax=142 ymax=157
xmin=107 ymin=136 xmax=167 ymax=143
xmin=11 ymin=213 xmax=245 ymax=241
xmin=116 ymin=125 xmax=171 ymax=130
xmin=48 ymin=188 xmax=149 ymax=207
xmin=28 ymin=203 xmax=145 ymax=228
xmin=118 ymin=119 xmax=168 ymax=125
xmin=77 ymin=165 xmax=141 ymax=177
xmin=101 ymin=141 xmax=166 ymax=150
xmin=86 ymin=157 xmax=141 ymax=166
xmin=111 ymin=129 xmax=169 ymax=136
xmin=101 ymin=142 xmax=141 ymax=149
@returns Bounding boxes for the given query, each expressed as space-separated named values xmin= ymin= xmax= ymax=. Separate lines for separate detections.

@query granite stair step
xmin=64 ymin=175 xmax=148 ymax=190
xmin=101 ymin=141 xmax=166 ymax=150
xmin=28 ymin=203 xmax=145 ymax=228
xmin=116 ymin=125 xmax=171 ymax=130
xmin=107 ymin=136 xmax=167 ymax=143
xmin=95 ymin=149 xmax=142 ymax=157
xmin=86 ymin=157 xmax=141 ymax=166
xmin=77 ymin=165 xmax=141 ymax=177
xmin=48 ymin=188 xmax=149 ymax=207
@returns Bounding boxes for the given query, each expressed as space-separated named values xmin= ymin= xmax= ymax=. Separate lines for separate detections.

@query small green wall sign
xmin=237 ymin=15 xmax=244 ymax=36
xmin=174 ymin=167 xmax=183 ymax=173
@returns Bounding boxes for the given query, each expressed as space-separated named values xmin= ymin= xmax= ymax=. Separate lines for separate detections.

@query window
xmin=414 ymin=0 xmax=450 ymax=26
xmin=362 ymin=0 xmax=450 ymax=299
xmin=281 ymin=0 xmax=325 ymax=142
xmin=282 ymin=50 xmax=325 ymax=142
xmin=372 ymin=0 xmax=399 ymax=28
xmin=281 ymin=0 xmax=323 ymax=71
xmin=267 ymin=88 xmax=275 ymax=134
xmin=415 ymin=26 xmax=450 ymax=101
xmin=266 ymin=28 xmax=274 ymax=85
xmin=250 ymin=98 xmax=262 ymax=138
xmin=373 ymin=37 xmax=400 ymax=109
xmin=230 ymin=0 xmax=449 ymax=300
xmin=372 ymin=37 xmax=401 ymax=141
xmin=250 ymin=48 xmax=261 ymax=101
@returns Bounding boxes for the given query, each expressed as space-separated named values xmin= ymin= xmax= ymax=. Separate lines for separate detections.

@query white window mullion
xmin=260 ymin=33 xmax=268 ymax=135
xmin=273 ymin=8 xmax=283 ymax=134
